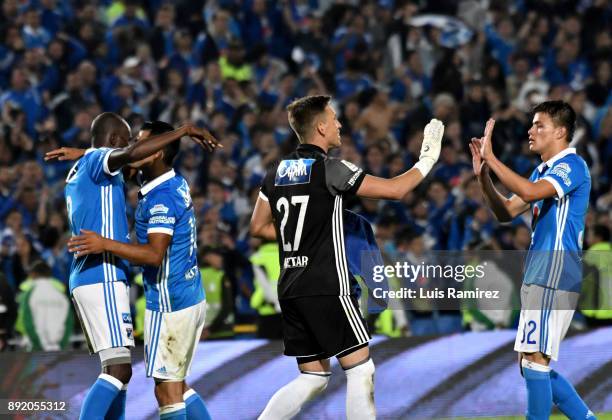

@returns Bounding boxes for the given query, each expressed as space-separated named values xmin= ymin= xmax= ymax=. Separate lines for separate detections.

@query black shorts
xmin=280 ymin=295 xmax=371 ymax=363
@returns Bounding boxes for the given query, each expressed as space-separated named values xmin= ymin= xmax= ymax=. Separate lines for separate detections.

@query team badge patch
xmin=275 ymin=159 xmax=315 ymax=186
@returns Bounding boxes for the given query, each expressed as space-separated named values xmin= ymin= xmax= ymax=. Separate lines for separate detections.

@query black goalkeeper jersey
xmin=260 ymin=143 xmax=367 ymax=299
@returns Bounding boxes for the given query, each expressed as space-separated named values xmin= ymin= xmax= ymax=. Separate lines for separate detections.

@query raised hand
xmin=44 ymin=147 xmax=86 ymax=161
xmin=420 ymin=118 xmax=444 ymax=163
xmin=183 ymin=124 xmax=223 ymax=152
xmin=469 ymin=137 xmax=487 ymax=176
xmin=480 ymin=118 xmax=496 ymax=162
xmin=68 ymin=229 xmax=107 ymax=257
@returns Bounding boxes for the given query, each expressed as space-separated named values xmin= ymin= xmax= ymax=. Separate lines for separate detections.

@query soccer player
xmin=250 ymin=95 xmax=444 ymax=419
xmin=68 ymin=121 xmax=211 ymax=420
xmin=469 ymin=101 xmax=596 ymax=420
xmin=61 ymin=113 xmax=218 ymax=420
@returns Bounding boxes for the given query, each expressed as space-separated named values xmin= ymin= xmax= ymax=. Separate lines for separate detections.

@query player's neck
xmin=303 ymin=138 xmax=329 ymax=154
xmin=142 ymin=165 xmax=172 ymax=183
xmin=540 ymin=143 xmax=569 ymax=163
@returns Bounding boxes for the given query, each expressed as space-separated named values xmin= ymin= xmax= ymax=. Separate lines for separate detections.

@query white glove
xmin=414 ymin=118 xmax=444 ymax=177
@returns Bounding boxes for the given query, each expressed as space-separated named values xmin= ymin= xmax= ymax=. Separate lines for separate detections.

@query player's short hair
xmin=532 ymin=100 xmax=576 ymax=142
xmin=286 ymin=95 xmax=331 ymax=143
xmin=91 ymin=112 xmax=130 ymax=147
xmin=141 ymin=120 xmax=178 ymax=166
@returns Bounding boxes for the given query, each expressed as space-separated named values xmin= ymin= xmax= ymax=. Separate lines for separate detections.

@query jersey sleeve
xmin=541 ymin=157 xmax=587 ymax=199
xmin=86 ymin=147 xmax=121 ymax=183
xmin=144 ymin=193 xmax=178 ymax=237
xmin=259 ymin=168 xmax=276 ymax=203
xmin=324 ymin=158 xmax=366 ymax=196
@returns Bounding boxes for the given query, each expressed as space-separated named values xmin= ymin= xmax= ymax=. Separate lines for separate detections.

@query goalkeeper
xmin=250 ymin=94 xmax=444 ymax=420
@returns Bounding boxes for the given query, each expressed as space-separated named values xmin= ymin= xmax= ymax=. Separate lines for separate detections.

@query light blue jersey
xmin=523 ymin=148 xmax=591 ymax=292
xmin=65 ymin=148 xmax=130 ymax=292
xmin=135 ymin=169 xmax=205 ymax=312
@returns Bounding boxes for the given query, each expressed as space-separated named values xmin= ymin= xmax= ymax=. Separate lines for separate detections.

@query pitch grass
xmin=445 ymin=414 xmax=612 ymax=420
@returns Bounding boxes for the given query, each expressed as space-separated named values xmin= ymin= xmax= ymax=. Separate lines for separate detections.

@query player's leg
xmin=181 ymin=301 xmax=212 ymax=420
xmin=182 ymin=382 xmax=212 ymax=420
xmin=155 ymin=381 xmax=187 ymax=419
xmin=514 ymin=284 xmax=552 ymax=420
xmin=547 ymin=306 xmax=597 ymax=420
xmin=147 ymin=301 xmax=209 ymax=420
xmin=258 ymin=357 xmax=331 ymax=420
xmin=258 ymin=298 xmax=331 ymax=420
xmin=73 ymin=282 xmax=134 ymax=420
xmin=338 ymin=345 xmax=376 ymax=420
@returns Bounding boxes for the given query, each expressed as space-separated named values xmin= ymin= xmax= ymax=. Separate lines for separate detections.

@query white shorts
xmin=514 ymin=284 xmax=578 ymax=361
xmin=72 ymin=282 xmax=135 ymax=354
xmin=144 ymin=300 xmax=207 ymax=381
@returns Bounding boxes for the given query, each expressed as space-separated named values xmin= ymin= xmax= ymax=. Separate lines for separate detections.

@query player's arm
xmin=106 ymin=124 xmax=221 ymax=173
xmin=356 ymin=119 xmax=444 ymax=200
xmin=68 ymin=229 xmax=171 ymax=266
xmin=250 ymin=193 xmax=276 ymax=241
xmin=469 ymin=140 xmax=529 ymax=221
xmin=478 ymin=119 xmax=557 ymax=204
xmin=44 ymin=147 xmax=86 ymax=161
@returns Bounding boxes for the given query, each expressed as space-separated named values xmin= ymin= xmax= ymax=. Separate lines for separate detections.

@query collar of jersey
xmin=536 ymin=147 xmax=576 ymax=173
xmin=297 ymin=143 xmax=327 ymax=155
xmin=139 ymin=169 xmax=175 ymax=196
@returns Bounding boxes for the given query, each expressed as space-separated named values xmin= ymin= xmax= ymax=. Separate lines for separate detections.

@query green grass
xmin=444 ymin=414 xmax=612 ymax=420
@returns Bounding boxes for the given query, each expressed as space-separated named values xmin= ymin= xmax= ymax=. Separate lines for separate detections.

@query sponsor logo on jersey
xmin=157 ymin=366 xmax=167 ymax=374
xmin=122 ymin=312 xmax=132 ymax=324
xmin=550 ymin=162 xmax=572 ymax=187
xmin=275 ymin=159 xmax=315 ymax=186
xmin=149 ymin=216 xmax=176 ymax=224
xmin=150 ymin=204 xmax=169 ymax=215
xmin=284 ymin=255 xmax=309 ymax=268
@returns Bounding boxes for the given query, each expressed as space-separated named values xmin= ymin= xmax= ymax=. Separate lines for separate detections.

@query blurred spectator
xmin=0 ymin=0 xmax=608 ymax=347
xmin=14 ymin=260 xmax=73 ymax=351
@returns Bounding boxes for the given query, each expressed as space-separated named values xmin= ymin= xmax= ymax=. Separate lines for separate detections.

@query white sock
xmin=258 ymin=371 xmax=331 ymax=420
xmin=345 ymin=359 xmax=376 ymax=420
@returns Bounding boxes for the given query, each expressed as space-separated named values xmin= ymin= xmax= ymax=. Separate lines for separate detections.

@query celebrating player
xmin=68 ymin=121 xmax=212 ymax=420
xmin=470 ymin=101 xmax=596 ymax=420
xmin=60 ymin=113 xmax=218 ymax=420
xmin=250 ymin=95 xmax=444 ymax=419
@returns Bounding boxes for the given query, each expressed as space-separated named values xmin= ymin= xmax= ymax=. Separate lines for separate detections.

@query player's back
xmin=65 ymin=148 xmax=130 ymax=292
xmin=135 ymin=170 xmax=204 ymax=312
xmin=260 ymin=143 xmax=366 ymax=299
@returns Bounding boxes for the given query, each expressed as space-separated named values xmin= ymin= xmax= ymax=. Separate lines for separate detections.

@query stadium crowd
xmin=0 ymin=0 xmax=610 ymax=350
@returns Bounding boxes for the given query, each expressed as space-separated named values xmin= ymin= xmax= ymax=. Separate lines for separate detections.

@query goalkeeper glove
xmin=413 ymin=118 xmax=444 ymax=177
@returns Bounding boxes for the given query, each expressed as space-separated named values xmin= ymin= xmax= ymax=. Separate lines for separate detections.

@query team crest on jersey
xmin=550 ymin=162 xmax=572 ymax=187
xmin=275 ymin=159 xmax=315 ymax=186
xmin=150 ymin=204 xmax=169 ymax=215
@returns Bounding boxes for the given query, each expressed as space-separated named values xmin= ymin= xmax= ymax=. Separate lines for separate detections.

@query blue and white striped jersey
xmin=135 ymin=169 xmax=205 ymax=312
xmin=65 ymin=148 xmax=130 ymax=292
xmin=523 ymin=148 xmax=591 ymax=292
